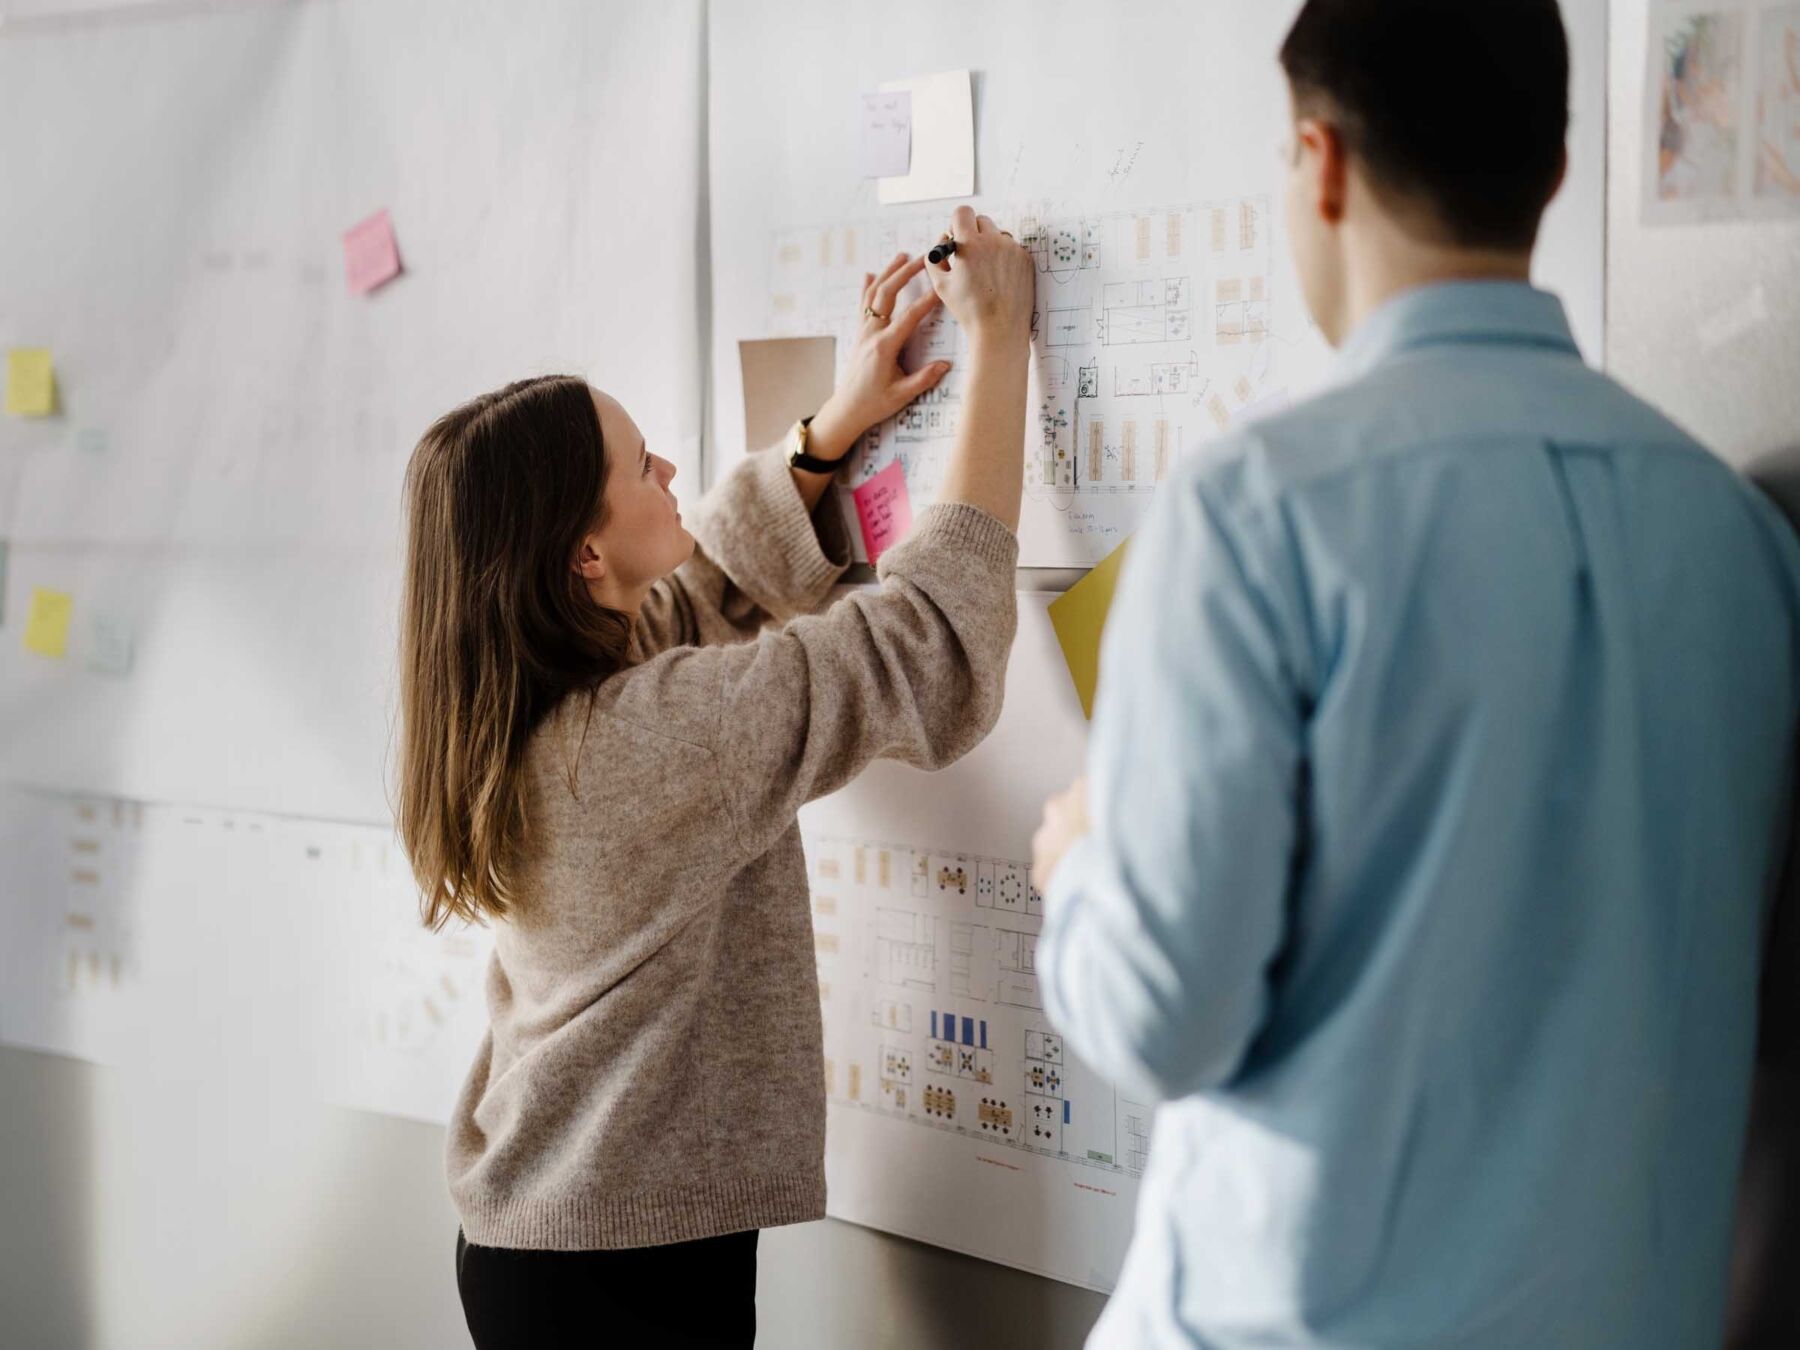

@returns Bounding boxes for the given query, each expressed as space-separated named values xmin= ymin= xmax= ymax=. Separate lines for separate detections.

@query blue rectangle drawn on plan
xmin=980 ymin=1020 xmax=988 ymax=1050
xmin=931 ymin=1011 xmax=938 ymax=1040
xmin=1064 ymin=1100 xmax=1071 ymax=1124
xmin=961 ymin=1016 xmax=974 ymax=1047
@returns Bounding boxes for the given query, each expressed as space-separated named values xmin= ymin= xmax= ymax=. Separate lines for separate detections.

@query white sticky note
xmin=858 ymin=90 xmax=912 ymax=178
xmin=877 ymin=70 xmax=973 ymax=205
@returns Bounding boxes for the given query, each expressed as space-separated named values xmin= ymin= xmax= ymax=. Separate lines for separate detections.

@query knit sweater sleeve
xmin=634 ymin=447 xmax=853 ymax=656
xmin=598 ymin=502 xmax=1019 ymax=859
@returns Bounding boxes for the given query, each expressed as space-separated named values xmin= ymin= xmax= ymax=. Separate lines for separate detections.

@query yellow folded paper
xmin=1048 ymin=538 xmax=1131 ymax=720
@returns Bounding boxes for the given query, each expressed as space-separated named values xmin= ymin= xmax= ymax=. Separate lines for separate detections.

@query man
xmin=1032 ymin=2 xmax=1800 ymax=1345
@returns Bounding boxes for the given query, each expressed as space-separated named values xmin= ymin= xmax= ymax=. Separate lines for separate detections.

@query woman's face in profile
xmin=587 ymin=388 xmax=695 ymax=595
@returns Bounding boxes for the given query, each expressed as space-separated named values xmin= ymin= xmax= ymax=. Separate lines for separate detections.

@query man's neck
xmin=1343 ymin=232 xmax=1534 ymax=340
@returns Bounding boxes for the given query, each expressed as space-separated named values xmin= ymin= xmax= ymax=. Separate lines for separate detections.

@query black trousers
xmin=456 ymin=1228 xmax=759 ymax=1349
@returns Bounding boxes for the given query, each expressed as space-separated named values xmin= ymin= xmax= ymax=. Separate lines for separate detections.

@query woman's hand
xmin=805 ymin=252 xmax=954 ymax=464
xmin=926 ymin=205 xmax=1036 ymax=354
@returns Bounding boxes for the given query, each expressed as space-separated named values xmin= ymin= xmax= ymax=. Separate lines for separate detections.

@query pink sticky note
xmin=343 ymin=209 xmax=402 ymax=296
xmin=852 ymin=459 xmax=914 ymax=565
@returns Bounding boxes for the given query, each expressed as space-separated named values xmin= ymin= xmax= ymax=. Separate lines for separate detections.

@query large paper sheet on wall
xmin=0 ymin=784 xmax=492 ymax=1126
xmin=0 ymin=0 xmax=708 ymax=822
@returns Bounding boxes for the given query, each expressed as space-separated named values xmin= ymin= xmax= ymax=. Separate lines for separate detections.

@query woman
xmin=397 ymin=205 xmax=1035 ymax=1349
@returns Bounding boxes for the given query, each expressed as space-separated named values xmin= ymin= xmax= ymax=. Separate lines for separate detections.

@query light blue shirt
xmin=1041 ymin=282 xmax=1800 ymax=1348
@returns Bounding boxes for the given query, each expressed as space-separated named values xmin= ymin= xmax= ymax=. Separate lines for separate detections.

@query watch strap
xmin=786 ymin=416 xmax=843 ymax=475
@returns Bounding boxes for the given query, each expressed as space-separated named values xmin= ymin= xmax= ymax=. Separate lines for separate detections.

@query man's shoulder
xmin=1165 ymin=380 xmax=1398 ymax=522
xmin=1178 ymin=354 xmax=1725 ymax=517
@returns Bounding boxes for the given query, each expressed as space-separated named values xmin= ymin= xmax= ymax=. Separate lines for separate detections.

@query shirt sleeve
xmin=1038 ymin=467 xmax=1306 ymax=1104
xmin=634 ymin=447 xmax=853 ymax=656
xmin=597 ymin=501 xmax=1021 ymax=861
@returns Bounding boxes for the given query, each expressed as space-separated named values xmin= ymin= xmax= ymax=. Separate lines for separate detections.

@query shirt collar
xmin=1334 ymin=280 xmax=1581 ymax=382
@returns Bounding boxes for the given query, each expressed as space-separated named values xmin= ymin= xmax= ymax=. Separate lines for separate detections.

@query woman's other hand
xmin=805 ymin=252 xmax=954 ymax=463
xmin=926 ymin=205 xmax=1035 ymax=354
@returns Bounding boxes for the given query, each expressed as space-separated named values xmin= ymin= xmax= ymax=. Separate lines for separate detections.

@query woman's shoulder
xmin=528 ymin=651 xmax=737 ymax=786
xmin=524 ymin=677 xmax=736 ymax=844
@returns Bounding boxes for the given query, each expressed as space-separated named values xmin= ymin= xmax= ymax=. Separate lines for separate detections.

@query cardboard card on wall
xmin=739 ymin=336 xmax=837 ymax=455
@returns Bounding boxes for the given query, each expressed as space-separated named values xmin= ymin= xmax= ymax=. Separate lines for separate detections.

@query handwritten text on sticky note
xmin=6 ymin=348 xmax=56 ymax=417
xmin=343 ymin=209 xmax=402 ymax=296
xmin=858 ymin=90 xmax=912 ymax=178
xmin=853 ymin=460 xmax=914 ymax=565
xmin=24 ymin=587 xmax=74 ymax=659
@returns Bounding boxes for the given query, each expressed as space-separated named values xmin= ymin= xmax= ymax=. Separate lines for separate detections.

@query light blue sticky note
xmin=87 ymin=613 xmax=134 ymax=677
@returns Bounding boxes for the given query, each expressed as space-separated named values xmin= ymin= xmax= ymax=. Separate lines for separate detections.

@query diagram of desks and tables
xmin=806 ymin=832 xmax=1153 ymax=1289
xmin=767 ymin=198 xmax=1287 ymax=566
xmin=0 ymin=787 xmax=493 ymax=1127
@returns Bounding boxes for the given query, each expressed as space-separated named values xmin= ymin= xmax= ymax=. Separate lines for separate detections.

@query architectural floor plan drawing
xmin=806 ymin=831 xmax=1151 ymax=1286
xmin=321 ymin=824 xmax=495 ymax=1124
xmin=59 ymin=795 xmax=144 ymax=1000
xmin=0 ymin=787 xmax=492 ymax=1128
xmin=767 ymin=199 xmax=1287 ymax=565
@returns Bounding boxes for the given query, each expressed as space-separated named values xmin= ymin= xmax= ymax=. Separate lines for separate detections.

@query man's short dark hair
xmin=1279 ymin=0 xmax=1570 ymax=250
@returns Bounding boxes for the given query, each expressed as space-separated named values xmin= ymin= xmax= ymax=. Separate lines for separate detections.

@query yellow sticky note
xmin=1048 ymin=538 xmax=1132 ymax=720
xmin=24 ymin=588 xmax=74 ymax=659
xmin=5 ymin=348 xmax=56 ymax=417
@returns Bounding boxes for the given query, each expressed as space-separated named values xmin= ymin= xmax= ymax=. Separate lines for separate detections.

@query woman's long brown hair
xmin=397 ymin=376 xmax=634 ymax=929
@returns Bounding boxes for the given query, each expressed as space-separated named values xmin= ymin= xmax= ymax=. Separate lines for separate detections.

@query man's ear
xmin=572 ymin=534 xmax=607 ymax=583
xmin=1298 ymin=117 xmax=1350 ymax=227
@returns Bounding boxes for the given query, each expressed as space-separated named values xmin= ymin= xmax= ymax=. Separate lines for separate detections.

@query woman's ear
xmin=572 ymin=534 xmax=607 ymax=583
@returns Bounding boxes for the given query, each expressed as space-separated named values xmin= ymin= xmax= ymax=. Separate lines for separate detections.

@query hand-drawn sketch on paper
xmin=1645 ymin=5 xmax=1751 ymax=221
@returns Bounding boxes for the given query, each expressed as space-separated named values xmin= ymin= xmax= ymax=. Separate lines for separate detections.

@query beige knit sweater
xmin=446 ymin=447 xmax=1020 ymax=1250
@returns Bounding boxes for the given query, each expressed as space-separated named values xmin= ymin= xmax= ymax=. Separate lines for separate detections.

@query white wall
xmin=1607 ymin=0 xmax=1800 ymax=468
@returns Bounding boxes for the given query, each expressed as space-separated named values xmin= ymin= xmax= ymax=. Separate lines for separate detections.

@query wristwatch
xmin=785 ymin=416 xmax=844 ymax=475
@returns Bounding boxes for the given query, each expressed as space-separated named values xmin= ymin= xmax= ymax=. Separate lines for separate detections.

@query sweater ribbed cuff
xmin=744 ymin=448 xmax=852 ymax=608
xmin=878 ymin=501 xmax=1020 ymax=578
xmin=458 ymin=1168 xmax=826 ymax=1252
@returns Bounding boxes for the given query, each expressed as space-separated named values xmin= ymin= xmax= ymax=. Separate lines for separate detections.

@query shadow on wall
xmin=1727 ymin=450 xmax=1800 ymax=1348
xmin=0 ymin=1047 xmax=95 ymax=1350
xmin=757 ymin=1217 xmax=1107 ymax=1350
